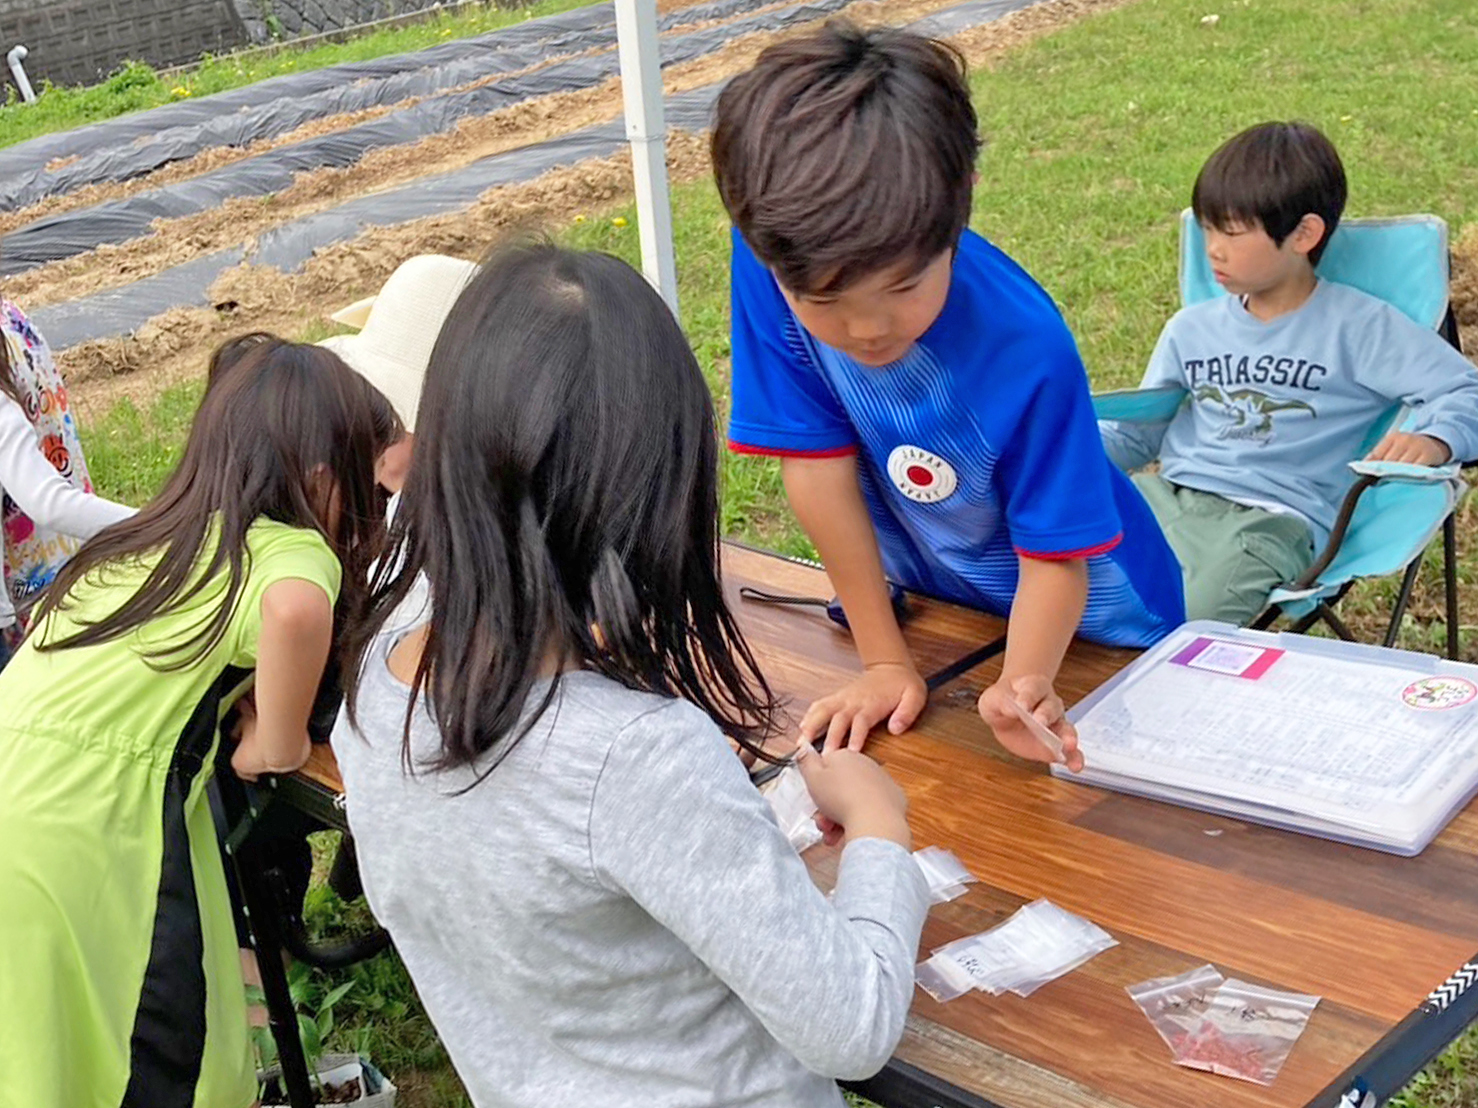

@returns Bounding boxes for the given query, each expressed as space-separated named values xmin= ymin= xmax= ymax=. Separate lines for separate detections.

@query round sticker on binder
xmin=1401 ymin=676 xmax=1478 ymax=711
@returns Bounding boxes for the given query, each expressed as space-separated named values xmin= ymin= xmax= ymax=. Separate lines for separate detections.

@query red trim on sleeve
xmin=1014 ymin=532 xmax=1123 ymax=561
xmin=727 ymin=441 xmax=858 ymax=459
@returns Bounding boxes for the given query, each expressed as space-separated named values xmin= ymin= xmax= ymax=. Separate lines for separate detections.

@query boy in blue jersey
xmin=1100 ymin=122 xmax=1478 ymax=624
xmin=711 ymin=25 xmax=1184 ymax=765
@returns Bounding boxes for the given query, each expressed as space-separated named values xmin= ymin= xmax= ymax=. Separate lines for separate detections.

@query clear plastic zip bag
xmin=914 ymin=845 xmax=976 ymax=904
xmin=914 ymin=900 xmax=1117 ymax=1001
xmin=1129 ymin=967 xmax=1319 ymax=1085
xmin=1127 ymin=964 xmax=1226 ymax=1052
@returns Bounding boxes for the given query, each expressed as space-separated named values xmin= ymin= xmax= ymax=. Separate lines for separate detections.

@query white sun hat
xmin=318 ymin=254 xmax=481 ymax=429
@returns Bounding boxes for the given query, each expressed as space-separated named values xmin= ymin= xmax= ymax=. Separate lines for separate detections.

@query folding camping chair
xmin=1094 ymin=212 xmax=1469 ymax=658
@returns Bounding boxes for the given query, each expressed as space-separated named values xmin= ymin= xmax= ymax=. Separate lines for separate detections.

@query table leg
xmin=215 ymin=771 xmax=318 ymax=1108
xmin=240 ymin=861 xmax=317 ymax=1108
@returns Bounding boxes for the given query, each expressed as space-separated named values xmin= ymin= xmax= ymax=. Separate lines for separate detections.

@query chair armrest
xmin=1283 ymin=464 xmax=1464 ymax=596
xmin=1092 ymin=385 xmax=1187 ymax=423
xmin=1285 ymin=472 xmax=1384 ymax=593
xmin=1347 ymin=459 xmax=1461 ymax=483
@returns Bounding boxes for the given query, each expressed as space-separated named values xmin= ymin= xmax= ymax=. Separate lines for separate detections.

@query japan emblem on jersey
xmin=886 ymin=445 xmax=958 ymax=504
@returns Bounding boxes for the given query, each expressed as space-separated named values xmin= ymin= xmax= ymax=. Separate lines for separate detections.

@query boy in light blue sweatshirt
xmin=1101 ymin=121 xmax=1478 ymax=624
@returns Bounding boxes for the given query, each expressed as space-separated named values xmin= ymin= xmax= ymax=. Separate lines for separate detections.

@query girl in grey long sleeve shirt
xmin=336 ymin=655 xmax=929 ymax=1106
xmin=335 ymin=243 xmax=931 ymax=1108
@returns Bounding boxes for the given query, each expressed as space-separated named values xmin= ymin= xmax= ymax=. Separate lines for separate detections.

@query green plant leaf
xmin=298 ymin=1012 xmax=321 ymax=1067
xmin=320 ymin=980 xmax=356 ymax=1012
xmin=286 ymin=959 xmax=316 ymax=1006
xmin=251 ymin=1025 xmax=278 ymax=1071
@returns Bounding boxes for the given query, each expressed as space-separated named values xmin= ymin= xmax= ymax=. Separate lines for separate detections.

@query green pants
xmin=1133 ymin=473 xmax=1315 ymax=626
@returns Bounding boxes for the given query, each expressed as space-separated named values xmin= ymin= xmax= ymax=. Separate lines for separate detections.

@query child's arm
xmin=230 ymin=578 xmax=334 ymax=782
xmin=0 ymin=396 xmax=134 ymax=536
xmin=1360 ymin=304 xmax=1478 ymax=466
xmin=783 ymin=454 xmax=928 ymax=752
xmin=976 ymin=555 xmax=1085 ymax=771
xmin=592 ymin=709 xmax=929 ymax=1080
xmin=1098 ymin=321 xmax=1187 ymax=471
xmin=1099 ymin=417 xmax=1168 ymax=472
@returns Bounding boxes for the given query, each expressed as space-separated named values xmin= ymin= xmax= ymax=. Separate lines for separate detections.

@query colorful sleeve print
xmin=2 ymin=298 xmax=96 ymax=645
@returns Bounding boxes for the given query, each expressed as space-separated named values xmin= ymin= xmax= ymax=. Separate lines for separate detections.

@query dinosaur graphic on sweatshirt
xmin=1193 ymin=384 xmax=1315 ymax=444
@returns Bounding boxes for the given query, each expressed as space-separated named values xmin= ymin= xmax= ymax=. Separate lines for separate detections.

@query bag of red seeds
xmin=1172 ymin=978 xmax=1320 ymax=1084
xmin=1127 ymin=964 xmax=1225 ymax=1053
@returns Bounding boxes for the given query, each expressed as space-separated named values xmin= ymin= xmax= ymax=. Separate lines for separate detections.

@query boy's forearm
xmin=253 ymin=579 xmax=334 ymax=771
xmin=1002 ymin=556 xmax=1088 ymax=682
xmin=1098 ymin=419 xmax=1166 ymax=473
xmin=782 ymin=455 xmax=914 ymax=671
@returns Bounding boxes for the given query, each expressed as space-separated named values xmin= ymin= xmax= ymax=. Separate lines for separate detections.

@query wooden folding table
xmin=247 ymin=544 xmax=1478 ymax=1108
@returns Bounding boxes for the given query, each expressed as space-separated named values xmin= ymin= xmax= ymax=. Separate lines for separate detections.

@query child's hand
xmin=977 ymin=675 xmax=1083 ymax=772
xmin=230 ymin=742 xmax=270 ymax=784
xmin=1367 ymin=431 xmax=1452 ymax=466
xmin=230 ymin=729 xmax=311 ymax=783
xmin=228 ymin=692 xmax=310 ymax=782
xmin=792 ymin=740 xmax=911 ymax=849
xmin=229 ymin=696 xmax=265 ymax=782
xmin=799 ymin=662 xmax=928 ymax=753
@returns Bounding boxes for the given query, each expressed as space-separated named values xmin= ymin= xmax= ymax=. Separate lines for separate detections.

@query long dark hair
xmin=212 ymin=331 xmax=406 ymax=477
xmin=36 ymin=336 xmax=393 ymax=667
xmin=345 ymin=242 xmax=779 ymax=779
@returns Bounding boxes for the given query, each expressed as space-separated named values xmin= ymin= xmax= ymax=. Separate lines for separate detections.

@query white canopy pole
xmin=614 ymin=0 xmax=680 ymax=318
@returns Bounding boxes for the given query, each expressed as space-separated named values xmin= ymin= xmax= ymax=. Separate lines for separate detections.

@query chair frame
xmin=1244 ymin=305 xmax=1466 ymax=659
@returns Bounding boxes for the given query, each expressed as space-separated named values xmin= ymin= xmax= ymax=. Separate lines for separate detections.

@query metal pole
xmin=614 ymin=0 xmax=679 ymax=319
xmin=7 ymin=45 xmax=35 ymax=103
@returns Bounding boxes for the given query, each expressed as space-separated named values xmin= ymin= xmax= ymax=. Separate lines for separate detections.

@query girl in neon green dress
xmin=0 ymin=337 xmax=396 ymax=1108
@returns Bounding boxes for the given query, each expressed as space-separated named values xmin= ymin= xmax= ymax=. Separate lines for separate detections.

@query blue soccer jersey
xmin=727 ymin=228 xmax=1184 ymax=648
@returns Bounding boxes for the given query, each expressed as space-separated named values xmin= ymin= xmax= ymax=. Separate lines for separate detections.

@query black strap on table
xmin=923 ymin=634 xmax=1007 ymax=691
xmin=747 ymin=634 xmax=1008 ymax=788
xmin=738 ymin=585 xmax=830 ymax=610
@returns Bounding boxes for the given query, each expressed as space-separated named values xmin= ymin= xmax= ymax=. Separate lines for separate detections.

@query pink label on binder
xmin=1170 ymin=637 xmax=1284 ymax=680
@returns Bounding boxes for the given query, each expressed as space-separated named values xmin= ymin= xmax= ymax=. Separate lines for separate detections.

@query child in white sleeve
xmin=0 ymin=299 xmax=133 ymax=664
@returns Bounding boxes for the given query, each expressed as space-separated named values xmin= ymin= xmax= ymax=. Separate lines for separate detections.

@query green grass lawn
xmin=0 ymin=0 xmax=595 ymax=151
xmin=75 ymin=0 xmax=1478 ymax=1104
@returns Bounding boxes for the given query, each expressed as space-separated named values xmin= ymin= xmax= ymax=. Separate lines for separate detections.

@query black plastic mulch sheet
xmin=28 ymin=87 xmax=720 ymax=350
xmin=0 ymin=0 xmax=852 ymax=276
xmin=29 ymin=247 xmax=248 ymax=351
xmin=27 ymin=0 xmax=1048 ymax=349
xmin=905 ymin=0 xmax=1040 ymax=35
xmin=0 ymin=0 xmax=771 ymax=212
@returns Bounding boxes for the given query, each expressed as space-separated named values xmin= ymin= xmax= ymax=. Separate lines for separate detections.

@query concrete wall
xmin=0 ymin=0 xmax=500 ymax=93
xmin=0 ymin=0 xmax=248 ymax=89
xmin=230 ymin=0 xmax=449 ymax=44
